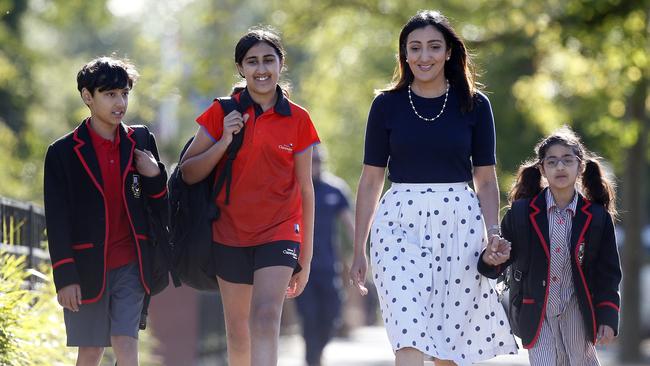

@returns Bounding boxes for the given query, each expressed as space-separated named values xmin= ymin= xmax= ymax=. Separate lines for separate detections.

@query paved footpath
xmin=279 ymin=326 xmax=636 ymax=366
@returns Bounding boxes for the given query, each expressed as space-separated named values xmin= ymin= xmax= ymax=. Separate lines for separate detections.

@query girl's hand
xmin=349 ymin=254 xmax=369 ymax=296
xmin=222 ymin=110 xmax=249 ymax=144
xmin=597 ymin=325 xmax=615 ymax=345
xmin=287 ymin=264 xmax=310 ymax=298
xmin=134 ymin=149 xmax=160 ymax=177
xmin=482 ymin=236 xmax=511 ymax=266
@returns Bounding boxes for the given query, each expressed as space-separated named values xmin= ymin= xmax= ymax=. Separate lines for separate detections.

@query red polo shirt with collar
xmin=88 ymin=121 xmax=136 ymax=269
xmin=196 ymin=88 xmax=320 ymax=247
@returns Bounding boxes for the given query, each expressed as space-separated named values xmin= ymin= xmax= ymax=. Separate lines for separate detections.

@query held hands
xmin=134 ymin=148 xmax=160 ymax=177
xmin=597 ymin=325 xmax=615 ymax=346
xmin=481 ymin=235 xmax=511 ymax=266
xmin=222 ymin=110 xmax=249 ymax=145
xmin=349 ymin=254 xmax=369 ymax=296
xmin=57 ymin=284 xmax=82 ymax=312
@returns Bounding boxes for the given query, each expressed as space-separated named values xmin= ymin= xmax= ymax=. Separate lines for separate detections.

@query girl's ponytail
xmin=508 ymin=161 xmax=543 ymax=203
xmin=582 ymin=158 xmax=617 ymax=217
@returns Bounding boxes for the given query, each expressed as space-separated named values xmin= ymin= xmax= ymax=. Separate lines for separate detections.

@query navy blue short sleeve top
xmin=363 ymin=86 xmax=496 ymax=183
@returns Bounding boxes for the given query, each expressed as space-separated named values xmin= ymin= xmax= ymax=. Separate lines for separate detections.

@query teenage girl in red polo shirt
xmin=179 ymin=27 xmax=319 ymax=366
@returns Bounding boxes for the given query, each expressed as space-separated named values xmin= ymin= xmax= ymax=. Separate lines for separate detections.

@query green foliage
xmin=0 ymin=251 xmax=161 ymax=365
xmin=0 ymin=252 xmax=76 ymax=365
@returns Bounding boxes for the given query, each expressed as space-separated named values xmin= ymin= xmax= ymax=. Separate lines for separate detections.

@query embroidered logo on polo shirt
xmin=283 ymin=248 xmax=298 ymax=260
xmin=278 ymin=143 xmax=294 ymax=153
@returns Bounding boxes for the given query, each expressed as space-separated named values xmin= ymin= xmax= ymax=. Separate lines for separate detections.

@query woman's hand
xmin=349 ymin=254 xmax=369 ymax=296
xmin=481 ymin=236 xmax=511 ymax=266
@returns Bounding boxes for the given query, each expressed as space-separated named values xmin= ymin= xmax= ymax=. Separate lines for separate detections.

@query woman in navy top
xmin=350 ymin=10 xmax=517 ymax=366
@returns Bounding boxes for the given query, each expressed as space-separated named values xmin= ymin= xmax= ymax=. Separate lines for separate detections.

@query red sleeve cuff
xmin=52 ymin=258 xmax=75 ymax=270
xmin=596 ymin=301 xmax=620 ymax=312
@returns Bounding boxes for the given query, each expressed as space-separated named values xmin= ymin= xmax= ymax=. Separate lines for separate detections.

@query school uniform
xmin=478 ymin=188 xmax=622 ymax=365
xmin=195 ymin=86 xmax=319 ymax=283
xmin=365 ymin=87 xmax=517 ymax=365
xmin=44 ymin=119 xmax=168 ymax=303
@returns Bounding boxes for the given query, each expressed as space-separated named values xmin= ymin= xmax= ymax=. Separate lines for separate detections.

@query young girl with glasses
xmin=478 ymin=126 xmax=622 ymax=365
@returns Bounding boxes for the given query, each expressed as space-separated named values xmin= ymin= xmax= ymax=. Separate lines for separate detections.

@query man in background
xmin=294 ymin=145 xmax=354 ymax=366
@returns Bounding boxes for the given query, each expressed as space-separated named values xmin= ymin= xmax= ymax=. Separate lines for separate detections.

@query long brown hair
xmin=508 ymin=126 xmax=617 ymax=217
xmin=382 ymin=10 xmax=477 ymax=113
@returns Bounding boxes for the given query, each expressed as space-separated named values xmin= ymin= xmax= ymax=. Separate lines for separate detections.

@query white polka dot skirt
xmin=370 ymin=183 xmax=518 ymax=365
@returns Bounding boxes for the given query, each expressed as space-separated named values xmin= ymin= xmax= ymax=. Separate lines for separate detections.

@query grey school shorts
xmin=64 ymin=263 xmax=145 ymax=347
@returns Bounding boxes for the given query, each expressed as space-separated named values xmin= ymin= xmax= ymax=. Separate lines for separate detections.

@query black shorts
xmin=211 ymin=240 xmax=302 ymax=285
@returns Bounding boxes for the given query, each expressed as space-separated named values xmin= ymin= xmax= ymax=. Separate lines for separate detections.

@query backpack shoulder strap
xmin=215 ymin=96 xmax=239 ymax=115
xmin=215 ymin=97 xmax=244 ymax=158
xmin=131 ymin=125 xmax=150 ymax=151
xmin=212 ymin=97 xmax=243 ymax=205
xmin=507 ymin=198 xmax=531 ymax=296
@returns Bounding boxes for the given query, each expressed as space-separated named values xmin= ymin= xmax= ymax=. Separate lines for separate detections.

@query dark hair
xmin=508 ymin=126 xmax=617 ymax=217
xmin=77 ymin=56 xmax=139 ymax=95
xmin=382 ymin=10 xmax=478 ymax=113
xmin=231 ymin=26 xmax=289 ymax=97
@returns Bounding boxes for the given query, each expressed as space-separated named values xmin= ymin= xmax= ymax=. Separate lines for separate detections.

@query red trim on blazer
xmin=72 ymin=243 xmax=94 ymax=250
xmin=148 ymin=186 xmax=167 ymax=199
xmin=52 ymin=258 xmax=74 ymax=269
xmin=522 ymin=298 xmax=535 ymax=304
xmin=73 ymin=128 xmax=105 ymax=198
xmin=135 ymin=234 xmax=149 ymax=241
xmin=122 ymin=129 xmax=151 ymax=295
xmin=597 ymin=301 xmax=620 ymax=312
xmin=575 ymin=200 xmax=597 ymax=343
xmin=73 ymin=124 xmax=109 ymax=304
xmin=525 ymin=193 xmax=551 ymax=349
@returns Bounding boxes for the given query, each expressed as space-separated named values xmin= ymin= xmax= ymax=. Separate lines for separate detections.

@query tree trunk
xmin=619 ymin=75 xmax=648 ymax=362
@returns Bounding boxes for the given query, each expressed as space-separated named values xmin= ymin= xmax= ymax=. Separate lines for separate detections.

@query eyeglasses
xmin=542 ymin=156 xmax=580 ymax=168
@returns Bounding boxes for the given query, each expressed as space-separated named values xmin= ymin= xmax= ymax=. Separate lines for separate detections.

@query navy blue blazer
xmin=44 ymin=120 xmax=168 ymax=303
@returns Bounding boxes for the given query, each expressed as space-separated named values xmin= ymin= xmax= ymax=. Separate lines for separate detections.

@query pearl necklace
xmin=407 ymin=81 xmax=449 ymax=122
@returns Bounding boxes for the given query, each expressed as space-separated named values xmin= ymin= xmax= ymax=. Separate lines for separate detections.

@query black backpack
xmin=167 ymin=97 xmax=243 ymax=291
xmin=131 ymin=125 xmax=179 ymax=330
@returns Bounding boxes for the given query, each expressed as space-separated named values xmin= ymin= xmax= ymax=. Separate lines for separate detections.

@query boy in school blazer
xmin=44 ymin=56 xmax=168 ymax=365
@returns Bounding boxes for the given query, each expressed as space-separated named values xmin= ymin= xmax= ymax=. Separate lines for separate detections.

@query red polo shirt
xmin=88 ymin=120 xmax=136 ymax=269
xmin=196 ymin=88 xmax=320 ymax=247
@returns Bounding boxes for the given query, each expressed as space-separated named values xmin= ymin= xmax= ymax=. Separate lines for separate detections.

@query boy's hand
xmin=482 ymin=236 xmax=511 ymax=266
xmin=57 ymin=284 xmax=82 ymax=312
xmin=597 ymin=325 xmax=615 ymax=345
xmin=134 ymin=149 xmax=161 ymax=177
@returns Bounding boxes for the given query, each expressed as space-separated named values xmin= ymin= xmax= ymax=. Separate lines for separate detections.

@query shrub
xmin=0 ymin=251 xmax=160 ymax=365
